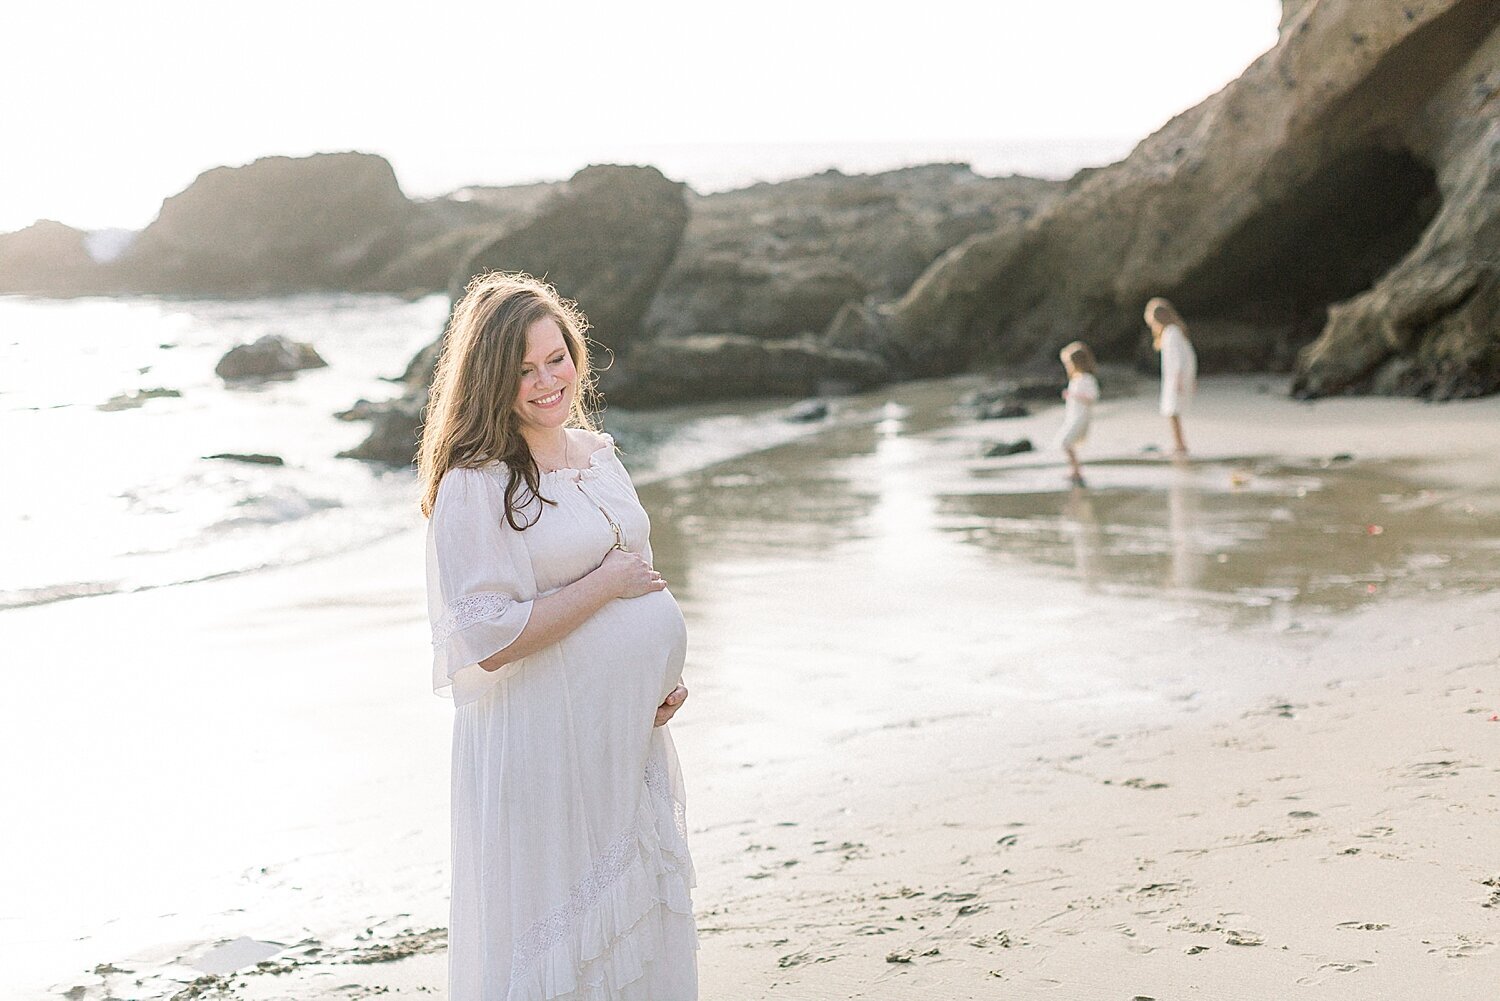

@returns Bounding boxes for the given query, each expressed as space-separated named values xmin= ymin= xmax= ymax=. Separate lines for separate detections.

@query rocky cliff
xmin=0 ymin=220 xmax=100 ymax=295
xmin=827 ymin=0 xmax=1500 ymax=399
xmin=119 ymin=152 xmax=418 ymax=295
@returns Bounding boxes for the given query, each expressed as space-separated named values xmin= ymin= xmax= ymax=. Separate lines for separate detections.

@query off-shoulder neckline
xmin=538 ymin=430 xmax=615 ymax=479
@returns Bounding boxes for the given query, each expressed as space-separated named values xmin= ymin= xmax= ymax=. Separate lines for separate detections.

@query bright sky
xmin=3 ymin=1 xmax=1279 ymax=233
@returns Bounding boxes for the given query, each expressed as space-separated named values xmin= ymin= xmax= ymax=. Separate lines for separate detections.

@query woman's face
xmin=512 ymin=316 xmax=577 ymax=434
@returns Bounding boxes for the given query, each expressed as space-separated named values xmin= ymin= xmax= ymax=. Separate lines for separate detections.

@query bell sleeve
xmin=425 ymin=466 xmax=537 ymax=703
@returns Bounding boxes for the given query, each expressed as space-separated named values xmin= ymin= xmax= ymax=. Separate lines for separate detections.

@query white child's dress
xmin=426 ymin=431 xmax=697 ymax=1001
xmin=1056 ymin=372 xmax=1099 ymax=448
xmin=1159 ymin=324 xmax=1197 ymax=417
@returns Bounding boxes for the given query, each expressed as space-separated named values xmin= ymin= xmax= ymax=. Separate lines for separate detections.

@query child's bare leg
xmin=1065 ymin=446 xmax=1085 ymax=485
xmin=1169 ymin=416 xmax=1188 ymax=456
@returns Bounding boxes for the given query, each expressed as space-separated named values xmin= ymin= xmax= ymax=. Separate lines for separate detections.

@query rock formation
xmin=644 ymin=164 xmax=1059 ymax=342
xmin=827 ymin=0 xmax=1500 ymax=399
xmin=216 ymin=334 xmax=328 ymax=380
xmin=0 ymin=220 xmax=102 ymax=295
xmin=598 ymin=334 xmax=889 ymax=407
xmin=455 ymin=165 xmax=689 ymax=353
xmin=120 ymin=152 xmax=417 ymax=295
xmin=342 ymin=165 xmax=691 ymax=462
xmin=362 ymin=181 xmax=562 ymax=296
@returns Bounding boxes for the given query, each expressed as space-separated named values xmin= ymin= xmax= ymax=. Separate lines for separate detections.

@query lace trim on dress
xmin=509 ymin=827 xmax=638 ymax=988
xmin=644 ymin=756 xmax=689 ymax=845
xmin=431 ymin=591 xmax=514 ymax=647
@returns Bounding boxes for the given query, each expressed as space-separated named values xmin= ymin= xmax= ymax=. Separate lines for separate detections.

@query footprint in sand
xmin=1122 ymin=777 xmax=1170 ymax=790
xmin=1136 ymin=882 xmax=1185 ymax=899
xmin=1429 ymin=935 xmax=1495 ymax=959
xmin=968 ymin=930 xmax=1015 ymax=950
xmin=1336 ymin=921 xmax=1389 ymax=931
xmin=1398 ymin=758 xmax=1470 ymax=780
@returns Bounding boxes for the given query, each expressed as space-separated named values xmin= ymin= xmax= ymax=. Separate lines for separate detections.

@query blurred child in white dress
xmin=1055 ymin=340 xmax=1099 ymax=487
xmin=1145 ymin=297 xmax=1197 ymax=456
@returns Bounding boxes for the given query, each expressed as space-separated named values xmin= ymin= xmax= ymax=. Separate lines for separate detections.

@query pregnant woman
xmin=419 ymin=272 xmax=697 ymax=1000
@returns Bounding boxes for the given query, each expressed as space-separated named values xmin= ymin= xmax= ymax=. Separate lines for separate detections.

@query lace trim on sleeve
xmin=431 ymin=591 xmax=514 ymax=648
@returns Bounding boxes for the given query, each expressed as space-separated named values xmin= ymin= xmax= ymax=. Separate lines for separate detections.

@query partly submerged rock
xmin=786 ymin=398 xmax=830 ymax=423
xmin=338 ymin=395 xmax=426 ymax=466
xmin=984 ymin=439 xmax=1035 ymax=457
xmin=979 ymin=401 xmax=1031 ymax=420
xmin=97 ymin=387 xmax=181 ymax=411
xmin=216 ymin=334 xmax=327 ymax=381
xmin=204 ymin=452 xmax=285 ymax=466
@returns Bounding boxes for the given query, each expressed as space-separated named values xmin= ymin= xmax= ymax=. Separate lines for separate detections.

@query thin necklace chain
xmin=535 ymin=432 xmax=572 ymax=473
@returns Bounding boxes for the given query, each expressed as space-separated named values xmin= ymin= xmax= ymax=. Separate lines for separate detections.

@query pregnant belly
xmin=561 ymin=588 xmax=688 ymax=710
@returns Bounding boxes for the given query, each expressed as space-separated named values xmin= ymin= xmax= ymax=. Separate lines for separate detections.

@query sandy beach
xmin=9 ymin=375 xmax=1500 ymax=1001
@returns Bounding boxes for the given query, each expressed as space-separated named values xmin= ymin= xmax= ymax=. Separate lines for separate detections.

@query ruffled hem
xmin=507 ymin=784 xmax=696 ymax=1001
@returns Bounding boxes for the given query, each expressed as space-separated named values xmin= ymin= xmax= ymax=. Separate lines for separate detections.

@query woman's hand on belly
xmin=654 ymin=683 xmax=688 ymax=727
xmin=597 ymin=547 xmax=668 ymax=599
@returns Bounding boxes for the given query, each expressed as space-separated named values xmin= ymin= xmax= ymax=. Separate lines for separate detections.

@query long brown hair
xmin=1145 ymin=296 xmax=1189 ymax=348
xmin=418 ymin=272 xmax=601 ymax=526
xmin=1060 ymin=340 xmax=1097 ymax=375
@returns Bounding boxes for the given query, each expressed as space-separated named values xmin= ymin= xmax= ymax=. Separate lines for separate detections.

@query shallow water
xmin=644 ymin=380 xmax=1500 ymax=631
xmin=941 ymin=457 xmax=1500 ymax=622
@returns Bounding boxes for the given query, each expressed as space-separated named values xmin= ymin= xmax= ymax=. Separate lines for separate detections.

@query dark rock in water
xmin=827 ymin=1 xmax=1500 ymax=400
xmin=1000 ymin=377 xmax=1069 ymax=402
xmin=0 ymin=219 xmax=104 ymax=296
xmin=599 ymin=334 xmax=888 ymax=407
xmin=216 ymin=335 xmax=327 ymax=381
xmin=980 ymin=401 xmax=1030 ymax=420
xmin=204 ymin=452 xmax=285 ymax=465
xmin=395 ymin=337 xmax=445 ymax=391
xmin=335 ymin=398 xmax=385 ymax=422
xmin=340 ymin=396 xmax=426 ymax=466
xmin=119 ymin=152 xmax=416 ymax=295
xmin=786 ymin=399 xmax=829 ymax=423
xmin=984 ymin=439 xmax=1034 ymax=457
xmin=97 ymin=387 xmax=181 ymax=411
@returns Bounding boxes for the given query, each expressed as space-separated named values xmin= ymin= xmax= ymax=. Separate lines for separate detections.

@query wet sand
xmin=13 ymin=376 xmax=1500 ymax=1000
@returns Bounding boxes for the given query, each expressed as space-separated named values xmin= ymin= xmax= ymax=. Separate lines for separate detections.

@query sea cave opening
xmin=1163 ymin=145 xmax=1441 ymax=372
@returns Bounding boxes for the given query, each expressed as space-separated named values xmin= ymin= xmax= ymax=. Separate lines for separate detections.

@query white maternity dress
xmin=426 ymin=431 xmax=697 ymax=1001
xmin=1159 ymin=323 xmax=1198 ymax=418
